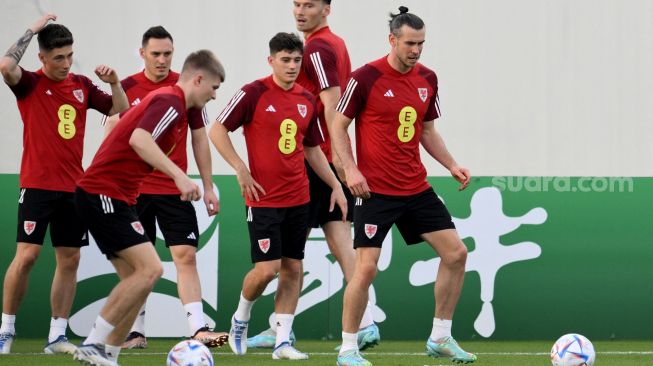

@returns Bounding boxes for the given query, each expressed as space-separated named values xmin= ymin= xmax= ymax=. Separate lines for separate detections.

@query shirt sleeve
xmin=423 ymin=70 xmax=441 ymax=121
xmin=136 ymin=94 xmax=183 ymax=141
xmin=83 ymin=76 xmax=114 ymax=115
xmin=7 ymin=67 xmax=38 ymax=100
xmin=217 ymin=83 xmax=259 ymax=132
xmin=188 ymin=107 xmax=208 ymax=130
xmin=303 ymin=99 xmax=324 ymax=147
xmin=335 ymin=74 xmax=366 ymax=120
xmin=304 ymin=39 xmax=340 ymax=91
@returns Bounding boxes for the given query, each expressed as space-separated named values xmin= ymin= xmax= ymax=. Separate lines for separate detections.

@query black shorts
xmin=353 ymin=188 xmax=455 ymax=248
xmin=75 ymin=188 xmax=150 ymax=258
xmin=246 ymin=204 xmax=309 ymax=263
xmin=16 ymin=188 xmax=88 ymax=247
xmin=306 ymin=161 xmax=354 ymax=227
xmin=136 ymin=194 xmax=199 ymax=247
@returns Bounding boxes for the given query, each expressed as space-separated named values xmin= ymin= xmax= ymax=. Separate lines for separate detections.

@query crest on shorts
xmin=297 ymin=104 xmax=307 ymax=118
xmin=364 ymin=224 xmax=377 ymax=239
xmin=258 ymin=238 xmax=271 ymax=254
xmin=73 ymin=89 xmax=84 ymax=103
xmin=24 ymin=221 xmax=36 ymax=235
xmin=418 ymin=88 xmax=428 ymax=102
xmin=131 ymin=221 xmax=145 ymax=235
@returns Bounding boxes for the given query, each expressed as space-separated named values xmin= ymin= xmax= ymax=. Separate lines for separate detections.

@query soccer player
xmin=248 ymin=0 xmax=381 ymax=351
xmin=209 ymin=32 xmax=346 ymax=360
xmin=73 ymin=49 xmax=224 ymax=366
xmin=331 ymin=7 xmax=477 ymax=366
xmin=107 ymin=26 xmax=227 ymax=350
xmin=0 ymin=14 xmax=128 ymax=355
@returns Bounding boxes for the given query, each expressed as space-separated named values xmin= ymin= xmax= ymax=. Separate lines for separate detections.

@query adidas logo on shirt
xmin=265 ymin=105 xmax=276 ymax=112
xmin=131 ymin=98 xmax=141 ymax=106
xmin=384 ymin=89 xmax=395 ymax=97
xmin=45 ymin=90 xmax=52 ymax=96
xmin=187 ymin=232 xmax=197 ymax=240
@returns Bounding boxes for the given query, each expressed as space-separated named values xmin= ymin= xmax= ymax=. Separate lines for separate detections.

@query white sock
xmin=84 ymin=316 xmax=115 ymax=345
xmin=184 ymin=302 xmax=205 ymax=335
xmin=0 ymin=313 xmax=16 ymax=334
xmin=105 ymin=344 xmax=121 ymax=362
xmin=268 ymin=312 xmax=278 ymax=332
xmin=430 ymin=317 xmax=452 ymax=341
xmin=129 ymin=303 xmax=146 ymax=335
xmin=234 ymin=292 xmax=255 ymax=322
xmin=48 ymin=317 xmax=68 ymax=342
xmin=340 ymin=332 xmax=358 ymax=354
xmin=274 ymin=314 xmax=294 ymax=348
xmin=359 ymin=302 xmax=374 ymax=329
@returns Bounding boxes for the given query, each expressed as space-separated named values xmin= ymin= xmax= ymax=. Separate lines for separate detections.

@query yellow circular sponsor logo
xmin=57 ymin=104 xmax=77 ymax=139
xmin=278 ymin=119 xmax=298 ymax=154
xmin=397 ymin=106 xmax=417 ymax=142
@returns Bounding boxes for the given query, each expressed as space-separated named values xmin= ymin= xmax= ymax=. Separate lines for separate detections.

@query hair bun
xmin=398 ymin=6 xmax=409 ymax=14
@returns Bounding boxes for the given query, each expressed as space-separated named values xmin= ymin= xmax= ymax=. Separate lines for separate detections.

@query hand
xmin=236 ymin=167 xmax=266 ymax=201
xmin=175 ymin=176 xmax=201 ymax=201
xmin=329 ymin=185 xmax=348 ymax=222
xmin=94 ymin=65 xmax=119 ymax=84
xmin=450 ymin=165 xmax=471 ymax=191
xmin=345 ymin=167 xmax=370 ymax=199
xmin=30 ymin=14 xmax=56 ymax=34
xmin=203 ymin=188 xmax=220 ymax=216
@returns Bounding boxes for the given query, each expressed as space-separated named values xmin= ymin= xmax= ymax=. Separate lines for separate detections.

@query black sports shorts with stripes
xmin=246 ymin=204 xmax=309 ymax=263
xmin=16 ymin=188 xmax=88 ymax=247
xmin=353 ymin=188 xmax=455 ymax=248
xmin=136 ymin=194 xmax=199 ymax=247
xmin=75 ymin=187 xmax=150 ymax=258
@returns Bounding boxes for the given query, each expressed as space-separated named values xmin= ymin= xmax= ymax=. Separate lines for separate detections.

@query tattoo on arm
xmin=5 ymin=29 xmax=35 ymax=64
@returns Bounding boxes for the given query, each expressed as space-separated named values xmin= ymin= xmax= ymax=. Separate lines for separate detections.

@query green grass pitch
xmin=1 ymin=339 xmax=652 ymax=365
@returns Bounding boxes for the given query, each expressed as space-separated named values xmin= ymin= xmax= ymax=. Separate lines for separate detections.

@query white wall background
xmin=1 ymin=0 xmax=651 ymax=177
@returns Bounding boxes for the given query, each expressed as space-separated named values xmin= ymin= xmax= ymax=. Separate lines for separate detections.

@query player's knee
xmin=14 ymin=249 xmax=40 ymax=270
xmin=356 ymin=261 xmax=378 ymax=283
xmin=57 ymin=251 xmax=81 ymax=272
xmin=139 ymin=263 xmax=164 ymax=286
xmin=172 ymin=248 xmax=197 ymax=267
xmin=442 ymin=243 xmax=467 ymax=267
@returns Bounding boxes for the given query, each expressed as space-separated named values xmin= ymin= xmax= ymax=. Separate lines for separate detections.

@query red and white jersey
xmin=296 ymin=26 xmax=351 ymax=162
xmin=121 ymin=71 xmax=206 ymax=195
xmin=9 ymin=67 xmax=113 ymax=192
xmin=78 ymin=85 xmax=190 ymax=205
xmin=217 ymin=76 xmax=323 ymax=208
xmin=336 ymin=56 xmax=441 ymax=196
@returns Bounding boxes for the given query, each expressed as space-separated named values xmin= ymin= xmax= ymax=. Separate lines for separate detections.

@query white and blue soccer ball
xmin=167 ymin=339 xmax=214 ymax=366
xmin=550 ymin=333 xmax=596 ymax=366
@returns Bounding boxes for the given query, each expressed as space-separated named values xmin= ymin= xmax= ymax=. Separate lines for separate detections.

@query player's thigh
xmin=246 ymin=206 xmax=283 ymax=263
xmin=280 ymin=204 xmax=310 ymax=260
xmin=16 ymin=188 xmax=57 ymax=245
xmin=153 ymin=195 xmax=199 ymax=247
xmin=396 ymin=188 xmax=456 ymax=246
xmin=75 ymin=188 xmax=150 ymax=259
xmin=50 ymin=191 xmax=88 ymax=247
xmin=135 ymin=194 xmax=158 ymax=244
xmin=353 ymin=194 xmax=403 ymax=249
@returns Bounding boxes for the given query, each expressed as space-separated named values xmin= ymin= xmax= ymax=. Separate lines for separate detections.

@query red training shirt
xmin=121 ymin=70 xmax=206 ymax=195
xmin=217 ymin=76 xmax=323 ymax=208
xmin=336 ymin=56 xmax=441 ymax=196
xmin=9 ymin=67 xmax=113 ymax=192
xmin=78 ymin=85 xmax=190 ymax=204
xmin=296 ymin=26 xmax=351 ymax=162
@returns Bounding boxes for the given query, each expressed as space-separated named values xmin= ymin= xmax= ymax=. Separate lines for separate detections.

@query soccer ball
xmin=167 ymin=340 xmax=214 ymax=366
xmin=550 ymin=333 xmax=595 ymax=366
